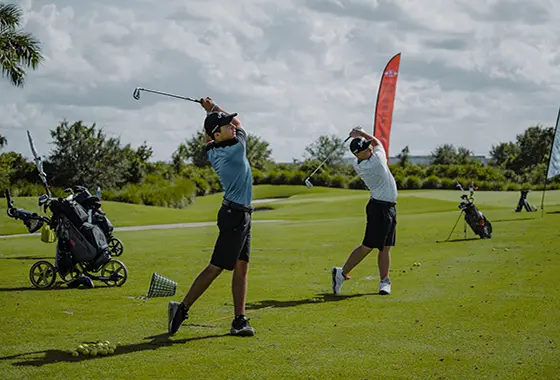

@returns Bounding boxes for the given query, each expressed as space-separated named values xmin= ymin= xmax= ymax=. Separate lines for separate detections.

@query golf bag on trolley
xmin=5 ymin=189 xmax=128 ymax=289
xmin=2 ymin=130 xmax=127 ymax=289
xmin=63 ymin=185 xmax=124 ymax=257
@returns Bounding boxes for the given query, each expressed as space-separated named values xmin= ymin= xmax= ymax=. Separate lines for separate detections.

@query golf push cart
xmin=5 ymin=189 xmax=128 ymax=289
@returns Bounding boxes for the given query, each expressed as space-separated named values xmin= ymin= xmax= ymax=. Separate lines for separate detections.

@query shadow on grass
xmin=246 ymin=292 xmax=379 ymax=310
xmin=0 ymin=256 xmax=53 ymax=260
xmin=492 ymin=217 xmax=535 ymax=223
xmin=0 ymin=282 xmax=115 ymax=292
xmin=0 ymin=332 xmax=229 ymax=367
xmin=436 ymin=238 xmax=481 ymax=243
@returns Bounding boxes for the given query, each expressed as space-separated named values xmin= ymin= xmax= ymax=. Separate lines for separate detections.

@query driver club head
xmin=304 ymin=178 xmax=313 ymax=189
xmin=133 ymin=87 xmax=141 ymax=100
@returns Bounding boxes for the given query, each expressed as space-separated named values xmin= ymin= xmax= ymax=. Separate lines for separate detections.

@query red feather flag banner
xmin=373 ymin=53 xmax=401 ymax=157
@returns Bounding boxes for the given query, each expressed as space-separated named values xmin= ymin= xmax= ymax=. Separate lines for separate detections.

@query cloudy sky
xmin=2 ymin=0 xmax=560 ymax=163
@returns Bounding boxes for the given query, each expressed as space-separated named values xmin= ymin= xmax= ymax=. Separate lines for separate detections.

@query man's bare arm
xmin=200 ymin=97 xmax=242 ymax=129
xmin=349 ymin=126 xmax=382 ymax=147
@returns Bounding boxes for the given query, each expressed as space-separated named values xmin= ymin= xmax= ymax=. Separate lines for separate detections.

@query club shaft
xmin=308 ymin=136 xmax=351 ymax=179
xmin=138 ymin=88 xmax=200 ymax=103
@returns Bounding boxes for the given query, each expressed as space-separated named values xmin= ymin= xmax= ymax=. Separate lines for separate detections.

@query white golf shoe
xmin=379 ymin=277 xmax=391 ymax=295
xmin=332 ymin=267 xmax=347 ymax=295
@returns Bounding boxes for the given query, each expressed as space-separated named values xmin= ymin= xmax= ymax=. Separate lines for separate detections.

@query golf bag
xmin=457 ymin=184 xmax=492 ymax=239
xmin=5 ymin=190 xmax=112 ymax=278
xmin=67 ymin=186 xmax=114 ymax=238
xmin=515 ymin=190 xmax=537 ymax=212
xmin=63 ymin=185 xmax=124 ymax=257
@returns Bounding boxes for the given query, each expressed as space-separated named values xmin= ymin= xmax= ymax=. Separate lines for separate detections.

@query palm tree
xmin=0 ymin=3 xmax=43 ymax=87
xmin=0 ymin=134 xmax=6 ymax=149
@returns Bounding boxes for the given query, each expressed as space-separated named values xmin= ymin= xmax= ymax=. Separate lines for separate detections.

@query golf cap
xmin=350 ymin=137 xmax=372 ymax=154
xmin=204 ymin=111 xmax=238 ymax=136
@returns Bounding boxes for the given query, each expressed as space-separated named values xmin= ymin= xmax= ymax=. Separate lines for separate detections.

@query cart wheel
xmin=101 ymin=259 xmax=128 ymax=287
xmin=29 ymin=261 xmax=57 ymax=289
xmin=60 ymin=267 xmax=81 ymax=283
xmin=108 ymin=237 xmax=124 ymax=257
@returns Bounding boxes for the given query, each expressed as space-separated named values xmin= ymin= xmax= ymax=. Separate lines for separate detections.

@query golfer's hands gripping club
xmin=200 ymin=97 xmax=216 ymax=113
xmin=349 ymin=126 xmax=365 ymax=138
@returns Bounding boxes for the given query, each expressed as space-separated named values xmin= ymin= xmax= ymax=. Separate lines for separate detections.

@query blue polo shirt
xmin=206 ymin=127 xmax=252 ymax=207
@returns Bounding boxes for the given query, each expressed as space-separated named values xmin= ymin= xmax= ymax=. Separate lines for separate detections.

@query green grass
xmin=0 ymin=186 xmax=559 ymax=379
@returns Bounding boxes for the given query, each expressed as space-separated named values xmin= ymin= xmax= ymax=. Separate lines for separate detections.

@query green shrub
xmin=423 ymin=175 xmax=442 ymax=189
xmin=268 ymin=170 xmax=293 ymax=185
xmin=349 ymin=176 xmax=366 ymax=190
xmin=252 ymin=169 xmax=266 ymax=185
xmin=389 ymin=165 xmax=406 ymax=178
xmin=191 ymin=177 xmax=211 ymax=196
xmin=330 ymin=175 xmax=349 ymax=189
xmin=312 ymin=172 xmax=332 ymax=187
xmin=405 ymin=176 xmax=423 ymax=189
xmin=440 ymin=178 xmax=456 ymax=189
xmin=289 ymin=171 xmax=307 ymax=186
xmin=404 ymin=166 xmax=424 ymax=177
xmin=111 ymin=177 xmax=195 ymax=208
xmin=394 ymin=175 xmax=406 ymax=190
xmin=485 ymin=181 xmax=507 ymax=191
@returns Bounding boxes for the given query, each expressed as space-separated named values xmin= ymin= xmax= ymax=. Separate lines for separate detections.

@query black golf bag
xmin=515 ymin=190 xmax=537 ymax=212
xmin=63 ymin=186 xmax=124 ymax=257
xmin=67 ymin=186 xmax=114 ymax=238
xmin=5 ymin=190 xmax=112 ymax=277
xmin=458 ymin=193 xmax=493 ymax=238
xmin=47 ymin=197 xmax=112 ymax=277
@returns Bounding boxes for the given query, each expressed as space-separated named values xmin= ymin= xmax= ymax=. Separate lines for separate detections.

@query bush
xmin=349 ymin=176 xmax=366 ymax=189
xmin=312 ymin=172 xmax=332 ymax=187
xmin=394 ymin=175 xmax=406 ymax=190
xmin=405 ymin=176 xmax=423 ymax=189
xmin=404 ymin=165 xmax=424 ymax=177
xmin=389 ymin=165 xmax=406 ymax=178
xmin=268 ymin=170 xmax=293 ymax=185
xmin=483 ymin=181 xmax=507 ymax=191
xmin=423 ymin=175 xmax=442 ymax=189
xmin=8 ymin=181 xmax=45 ymax=197
xmin=252 ymin=169 xmax=266 ymax=185
xmin=330 ymin=175 xmax=349 ymax=189
xmin=110 ymin=177 xmax=196 ymax=208
xmin=440 ymin=178 xmax=456 ymax=189
xmin=191 ymin=177 xmax=211 ymax=196
xmin=289 ymin=171 xmax=307 ymax=186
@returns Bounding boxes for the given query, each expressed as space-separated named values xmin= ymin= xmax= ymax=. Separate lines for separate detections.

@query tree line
xmin=0 ymin=119 xmax=558 ymax=208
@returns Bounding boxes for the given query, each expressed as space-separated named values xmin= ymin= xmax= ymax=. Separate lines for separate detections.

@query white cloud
xmin=1 ymin=0 xmax=560 ymax=164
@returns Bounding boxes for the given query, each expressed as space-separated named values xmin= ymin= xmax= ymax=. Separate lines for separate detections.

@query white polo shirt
xmin=352 ymin=144 xmax=398 ymax=203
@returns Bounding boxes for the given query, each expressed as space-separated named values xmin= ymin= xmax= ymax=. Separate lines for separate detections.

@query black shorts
xmin=362 ymin=198 xmax=397 ymax=250
xmin=211 ymin=202 xmax=252 ymax=271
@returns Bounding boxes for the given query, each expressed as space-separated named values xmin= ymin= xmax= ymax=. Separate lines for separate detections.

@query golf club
xmin=304 ymin=135 xmax=352 ymax=189
xmin=132 ymin=87 xmax=201 ymax=103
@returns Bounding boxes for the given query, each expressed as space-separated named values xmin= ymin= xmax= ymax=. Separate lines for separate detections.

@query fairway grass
xmin=0 ymin=186 xmax=559 ymax=379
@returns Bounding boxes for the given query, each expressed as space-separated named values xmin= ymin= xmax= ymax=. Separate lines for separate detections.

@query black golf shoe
xmin=230 ymin=315 xmax=255 ymax=337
